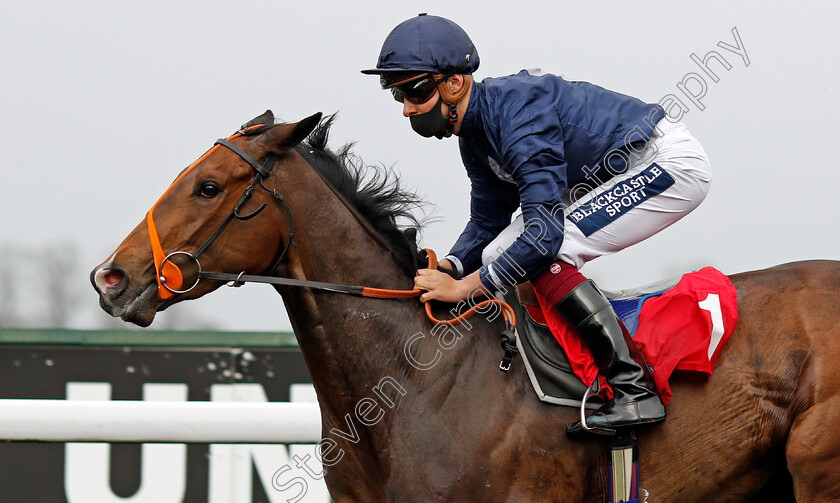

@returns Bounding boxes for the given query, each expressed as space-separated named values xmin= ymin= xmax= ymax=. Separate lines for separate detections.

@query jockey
xmin=362 ymin=14 xmax=711 ymax=436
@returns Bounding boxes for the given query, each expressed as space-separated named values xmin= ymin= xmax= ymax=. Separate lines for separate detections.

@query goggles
xmin=382 ymin=73 xmax=448 ymax=105
xmin=375 ymin=47 xmax=476 ymax=105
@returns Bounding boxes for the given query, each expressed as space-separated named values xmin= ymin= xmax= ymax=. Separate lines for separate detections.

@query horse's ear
xmin=242 ymin=110 xmax=275 ymax=130
xmin=261 ymin=112 xmax=323 ymax=150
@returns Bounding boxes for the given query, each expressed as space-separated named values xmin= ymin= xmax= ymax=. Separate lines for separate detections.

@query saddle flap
xmin=505 ymin=288 xmax=592 ymax=407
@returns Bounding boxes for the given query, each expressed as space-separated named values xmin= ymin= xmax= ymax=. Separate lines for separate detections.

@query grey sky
xmin=1 ymin=1 xmax=837 ymax=331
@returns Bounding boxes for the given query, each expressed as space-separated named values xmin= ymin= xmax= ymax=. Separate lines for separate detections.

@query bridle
xmin=145 ymin=121 xmax=519 ymax=371
xmin=146 ymin=124 xmax=291 ymax=300
xmin=146 ymin=122 xmax=427 ymax=300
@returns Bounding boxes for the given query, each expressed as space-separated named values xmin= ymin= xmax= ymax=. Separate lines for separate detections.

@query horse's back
xmin=730 ymin=259 xmax=840 ymax=299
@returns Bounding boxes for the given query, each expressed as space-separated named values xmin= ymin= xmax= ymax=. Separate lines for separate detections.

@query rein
xmin=145 ymin=123 xmax=519 ymax=370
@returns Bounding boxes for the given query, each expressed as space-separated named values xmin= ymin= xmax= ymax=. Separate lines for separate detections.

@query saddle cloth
xmin=513 ymin=266 xmax=738 ymax=406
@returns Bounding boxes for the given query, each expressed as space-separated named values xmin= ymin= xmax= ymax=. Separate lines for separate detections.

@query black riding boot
xmin=560 ymin=280 xmax=665 ymax=436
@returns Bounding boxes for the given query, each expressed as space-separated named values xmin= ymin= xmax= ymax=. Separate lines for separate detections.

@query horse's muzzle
xmin=91 ymin=265 xmax=128 ymax=299
xmin=90 ymin=263 xmax=159 ymax=327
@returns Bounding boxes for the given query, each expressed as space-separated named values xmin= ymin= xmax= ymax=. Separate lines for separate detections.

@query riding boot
xmin=559 ymin=280 xmax=666 ymax=437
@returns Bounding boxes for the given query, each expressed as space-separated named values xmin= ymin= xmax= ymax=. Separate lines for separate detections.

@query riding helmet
xmin=361 ymin=13 xmax=479 ymax=81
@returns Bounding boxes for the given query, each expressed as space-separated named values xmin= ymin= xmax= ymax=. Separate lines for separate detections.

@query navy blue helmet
xmin=361 ymin=13 xmax=479 ymax=82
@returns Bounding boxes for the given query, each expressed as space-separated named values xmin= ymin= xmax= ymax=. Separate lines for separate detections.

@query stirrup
xmin=580 ymin=381 xmax=616 ymax=436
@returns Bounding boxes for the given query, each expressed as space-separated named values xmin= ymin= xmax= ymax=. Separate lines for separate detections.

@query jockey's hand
xmin=436 ymin=259 xmax=461 ymax=279
xmin=414 ymin=269 xmax=485 ymax=303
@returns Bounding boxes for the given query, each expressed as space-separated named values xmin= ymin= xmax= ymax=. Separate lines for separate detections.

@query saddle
xmin=406 ymin=237 xmax=734 ymax=409
xmin=508 ymin=277 xmax=679 ymax=409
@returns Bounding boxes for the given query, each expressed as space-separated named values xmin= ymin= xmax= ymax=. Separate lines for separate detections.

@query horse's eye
xmin=198 ymin=182 xmax=221 ymax=198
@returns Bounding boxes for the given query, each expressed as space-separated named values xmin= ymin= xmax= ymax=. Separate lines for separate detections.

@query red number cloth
xmin=534 ymin=266 xmax=739 ymax=404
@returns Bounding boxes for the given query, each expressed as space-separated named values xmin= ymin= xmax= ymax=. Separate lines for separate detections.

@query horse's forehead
xmin=198 ymin=141 xmax=259 ymax=177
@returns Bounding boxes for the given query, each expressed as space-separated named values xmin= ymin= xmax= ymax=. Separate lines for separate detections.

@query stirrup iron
xmin=580 ymin=380 xmax=616 ymax=435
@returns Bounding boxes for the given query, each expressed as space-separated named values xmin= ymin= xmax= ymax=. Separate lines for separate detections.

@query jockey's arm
xmin=480 ymin=155 xmax=568 ymax=293
xmin=445 ymin=137 xmax=520 ymax=277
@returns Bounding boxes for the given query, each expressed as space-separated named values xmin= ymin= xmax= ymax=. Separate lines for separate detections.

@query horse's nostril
xmin=93 ymin=266 xmax=128 ymax=297
xmin=103 ymin=269 xmax=124 ymax=288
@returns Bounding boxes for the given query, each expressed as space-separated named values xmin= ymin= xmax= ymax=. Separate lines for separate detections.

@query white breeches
xmin=481 ymin=119 xmax=712 ymax=270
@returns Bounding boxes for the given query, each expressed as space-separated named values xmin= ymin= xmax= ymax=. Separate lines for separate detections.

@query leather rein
xmin=145 ymin=123 xmax=518 ymax=370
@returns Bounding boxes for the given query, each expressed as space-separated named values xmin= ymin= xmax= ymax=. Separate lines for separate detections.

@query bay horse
xmin=91 ymin=111 xmax=840 ymax=502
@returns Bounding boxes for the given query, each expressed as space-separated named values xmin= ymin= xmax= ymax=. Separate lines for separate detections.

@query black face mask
xmin=409 ymin=96 xmax=450 ymax=139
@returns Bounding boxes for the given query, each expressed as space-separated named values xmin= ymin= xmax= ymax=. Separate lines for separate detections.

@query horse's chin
xmin=122 ymin=308 xmax=157 ymax=328
xmin=100 ymin=282 xmax=162 ymax=328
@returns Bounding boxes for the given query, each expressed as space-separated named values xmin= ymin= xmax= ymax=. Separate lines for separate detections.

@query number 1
xmin=698 ymin=293 xmax=725 ymax=360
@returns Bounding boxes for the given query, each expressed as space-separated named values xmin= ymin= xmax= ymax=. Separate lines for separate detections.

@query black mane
xmin=294 ymin=115 xmax=425 ymax=274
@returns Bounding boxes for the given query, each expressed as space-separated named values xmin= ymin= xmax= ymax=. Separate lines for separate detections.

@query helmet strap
xmin=436 ymin=74 xmax=472 ymax=104
xmin=437 ymin=75 xmax=471 ymax=133
xmin=447 ymin=103 xmax=459 ymax=132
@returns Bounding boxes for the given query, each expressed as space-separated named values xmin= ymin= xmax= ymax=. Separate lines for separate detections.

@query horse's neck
xmin=271 ymin=156 xmax=576 ymax=497
xmin=273 ymin=160 xmax=434 ymax=418
xmin=273 ymin=157 xmax=514 ymax=488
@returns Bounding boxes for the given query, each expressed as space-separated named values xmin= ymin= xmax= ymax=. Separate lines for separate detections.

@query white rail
xmin=0 ymin=400 xmax=322 ymax=443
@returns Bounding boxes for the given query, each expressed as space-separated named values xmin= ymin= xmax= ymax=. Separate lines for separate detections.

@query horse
xmin=91 ymin=111 xmax=840 ymax=502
